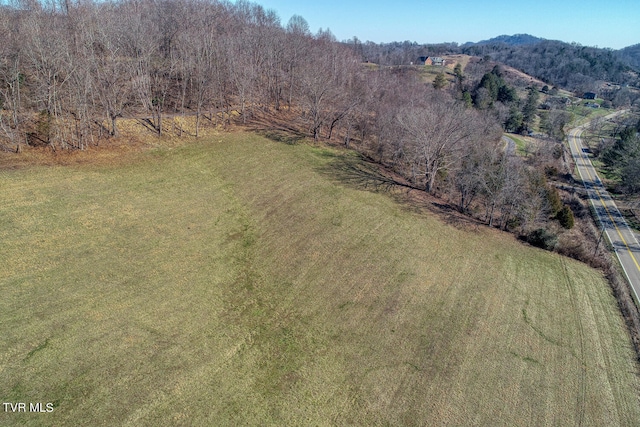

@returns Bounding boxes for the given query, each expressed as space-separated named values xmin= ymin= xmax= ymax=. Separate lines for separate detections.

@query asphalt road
xmin=568 ymin=114 xmax=640 ymax=305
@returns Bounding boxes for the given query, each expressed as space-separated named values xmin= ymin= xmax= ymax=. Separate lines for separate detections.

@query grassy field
xmin=1 ymin=132 xmax=640 ymax=426
xmin=568 ymin=103 xmax=615 ymax=126
xmin=505 ymin=133 xmax=530 ymax=157
xmin=419 ymin=65 xmax=452 ymax=84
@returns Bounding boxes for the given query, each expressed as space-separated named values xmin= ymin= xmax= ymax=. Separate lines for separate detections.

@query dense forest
xmin=618 ymin=44 xmax=640 ymax=69
xmin=466 ymin=40 xmax=638 ymax=92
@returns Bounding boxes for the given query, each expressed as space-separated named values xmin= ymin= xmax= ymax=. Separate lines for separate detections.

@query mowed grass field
xmin=1 ymin=132 xmax=640 ymax=426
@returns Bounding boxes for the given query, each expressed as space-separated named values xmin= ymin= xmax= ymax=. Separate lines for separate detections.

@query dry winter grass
xmin=1 ymin=131 xmax=639 ymax=426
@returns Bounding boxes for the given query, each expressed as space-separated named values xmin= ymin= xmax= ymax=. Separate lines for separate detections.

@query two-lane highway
xmin=568 ymin=113 xmax=640 ymax=306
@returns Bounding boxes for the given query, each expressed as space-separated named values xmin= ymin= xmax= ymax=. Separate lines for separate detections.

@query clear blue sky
xmin=249 ymin=0 xmax=639 ymax=49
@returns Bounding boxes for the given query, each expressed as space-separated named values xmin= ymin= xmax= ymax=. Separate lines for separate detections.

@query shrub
xmin=557 ymin=205 xmax=575 ymax=229
xmin=556 ymin=229 xmax=607 ymax=269
xmin=525 ymin=228 xmax=558 ymax=250
xmin=505 ymin=216 xmax=522 ymax=231
xmin=546 ymin=185 xmax=563 ymax=216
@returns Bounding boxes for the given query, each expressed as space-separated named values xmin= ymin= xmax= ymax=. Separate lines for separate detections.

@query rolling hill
xmin=1 ymin=131 xmax=639 ymax=425
xmin=462 ymin=33 xmax=546 ymax=47
xmin=618 ymin=43 xmax=640 ymax=69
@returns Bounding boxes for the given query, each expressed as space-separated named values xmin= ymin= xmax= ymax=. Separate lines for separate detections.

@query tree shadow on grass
xmin=394 ymin=190 xmax=484 ymax=232
xmin=245 ymin=112 xmax=308 ymax=145
xmin=136 ymin=118 xmax=158 ymax=134
xmin=246 ymin=114 xmax=484 ymax=233
xmin=258 ymin=130 xmax=306 ymax=145
xmin=318 ymin=154 xmax=405 ymax=192
xmin=318 ymin=154 xmax=483 ymax=232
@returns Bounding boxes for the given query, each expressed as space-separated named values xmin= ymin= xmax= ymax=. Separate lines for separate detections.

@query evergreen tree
xmin=479 ymin=72 xmax=501 ymax=100
xmin=462 ymin=91 xmax=473 ymax=108
xmin=522 ymin=87 xmax=540 ymax=131
xmin=453 ymin=63 xmax=463 ymax=79
xmin=497 ymin=85 xmax=518 ymax=103
xmin=546 ymin=184 xmax=563 ymax=216
xmin=453 ymin=63 xmax=464 ymax=90
xmin=557 ymin=205 xmax=575 ymax=229
xmin=505 ymin=108 xmax=523 ymax=133
xmin=475 ymin=68 xmax=517 ymax=108
xmin=433 ymin=72 xmax=447 ymax=90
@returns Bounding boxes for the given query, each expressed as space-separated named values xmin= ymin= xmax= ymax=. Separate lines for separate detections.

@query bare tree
xmin=284 ymin=15 xmax=310 ymax=110
xmin=175 ymin=1 xmax=231 ymax=135
xmin=83 ymin=2 xmax=134 ymax=138
xmin=226 ymin=1 xmax=282 ymax=123
xmin=124 ymin=0 xmax=181 ymax=136
xmin=496 ymin=157 xmax=528 ymax=229
xmin=0 ymin=9 xmax=24 ymax=149
xmin=298 ymin=29 xmax=357 ymax=141
xmin=397 ymin=95 xmax=489 ymax=193
xmin=22 ymin=5 xmax=72 ymax=148
xmin=451 ymin=137 xmax=499 ymax=213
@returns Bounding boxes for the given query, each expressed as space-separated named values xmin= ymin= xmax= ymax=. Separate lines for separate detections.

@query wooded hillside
xmin=354 ymin=35 xmax=640 ymax=97
xmin=0 ymin=0 xmax=615 ymax=245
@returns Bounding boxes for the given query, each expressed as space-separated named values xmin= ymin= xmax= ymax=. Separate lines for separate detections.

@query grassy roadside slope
xmin=1 ymin=132 xmax=639 ymax=426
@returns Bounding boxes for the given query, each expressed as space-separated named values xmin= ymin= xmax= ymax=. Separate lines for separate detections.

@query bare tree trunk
xmin=111 ymin=115 xmax=119 ymax=137
xmin=195 ymin=110 xmax=201 ymax=138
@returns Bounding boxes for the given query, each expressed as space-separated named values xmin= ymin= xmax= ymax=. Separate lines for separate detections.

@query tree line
xmin=0 ymin=0 xmax=578 ymax=242
xmin=0 ymin=0 xmax=359 ymax=147
xmin=595 ymin=117 xmax=640 ymax=194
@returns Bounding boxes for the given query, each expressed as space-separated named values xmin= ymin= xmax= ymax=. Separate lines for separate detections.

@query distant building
xmin=419 ymin=56 xmax=445 ymax=66
xmin=583 ymin=92 xmax=597 ymax=100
